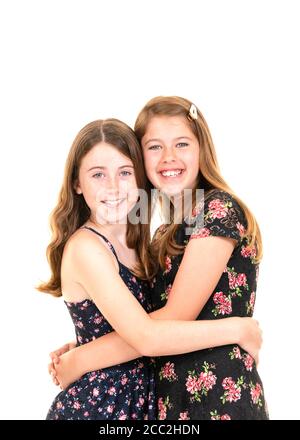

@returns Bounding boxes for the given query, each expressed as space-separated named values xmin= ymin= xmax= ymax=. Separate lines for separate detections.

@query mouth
xmin=159 ymin=169 xmax=185 ymax=178
xmin=101 ymin=198 xmax=125 ymax=207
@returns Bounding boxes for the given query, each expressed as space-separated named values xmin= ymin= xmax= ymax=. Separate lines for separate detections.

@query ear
xmin=74 ymin=181 xmax=82 ymax=195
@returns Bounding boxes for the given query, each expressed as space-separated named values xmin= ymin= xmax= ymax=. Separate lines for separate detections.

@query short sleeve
xmin=189 ymin=190 xmax=247 ymax=243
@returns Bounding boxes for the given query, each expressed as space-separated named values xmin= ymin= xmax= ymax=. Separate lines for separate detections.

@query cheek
xmin=143 ymin=153 xmax=157 ymax=176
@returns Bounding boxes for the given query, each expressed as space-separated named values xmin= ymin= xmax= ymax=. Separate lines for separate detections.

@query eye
xmin=176 ymin=142 xmax=189 ymax=148
xmin=120 ymin=170 xmax=132 ymax=176
xmin=148 ymin=145 xmax=162 ymax=151
xmin=92 ymin=172 xmax=105 ymax=178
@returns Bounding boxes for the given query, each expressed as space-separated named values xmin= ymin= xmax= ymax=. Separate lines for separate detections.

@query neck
xmin=88 ymin=216 xmax=128 ymax=245
xmin=171 ymin=192 xmax=194 ymax=220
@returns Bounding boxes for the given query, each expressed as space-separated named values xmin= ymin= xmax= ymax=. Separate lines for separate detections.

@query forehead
xmin=144 ymin=116 xmax=194 ymax=139
xmin=81 ymin=142 xmax=133 ymax=167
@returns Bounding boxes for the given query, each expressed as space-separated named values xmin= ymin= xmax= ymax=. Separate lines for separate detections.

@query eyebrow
xmin=87 ymin=165 xmax=134 ymax=172
xmin=144 ymin=136 xmax=193 ymax=146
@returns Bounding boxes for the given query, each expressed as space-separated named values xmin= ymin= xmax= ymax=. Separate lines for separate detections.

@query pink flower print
xmin=88 ymin=372 xmax=97 ymax=382
xmin=121 ymin=376 xmax=129 ymax=385
xmin=159 ymin=362 xmax=178 ymax=382
xmin=84 ymin=411 xmax=89 ymax=417
xmin=208 ymin=198 xmax=229 ymax=219
xmin=250 ymin=382 xmax=263 ymax=405
xmin=164 ymin=256 xmax=172 ymax=274
xmin=210 ymin=410 xmax=231 ymax=420
xmin=56 ymin=401 xmax=63 ymax=410
xmin=191 ymin=203 xmax=203 ymax=218
xmin=221 ymin=376 xmax=243 ymax=403
xmin=107 ymin=404 xmax=115 ymax=414
xmin=186 ymin=363 xmax=217 ymax=402
xmin=236 ymin=273 xmax=247 ymax=287
xmin=179 ymin=411 xmax=190 ymax=420
xmin=191 ymin=227 xmax=211 ymax=239
xmin=221 ymin=414 xmax=231 ymax=420
xmin=76 ymin=320 xmax=84 ymax=329
xmin=73 ymin=401 xmax=81 ymax=410
xmin=186 ymin=375 xmax=201 ymax=394
xmin=93 ymin=316 xmax=103 ymax=325
xmin=229 ymin=346 xmax=242 ymax=360
xmin=241 ymin=245 xmax=257 ymax=259
xmin=161 ymin=284 xmax=172 ymax=302
xmin=217 ymin=297 xmax=232 ymax=315
xmin=199 ymin=371 xmax=217 ymax=390
xmin=243 ymin=354 xmax=254 ymax=371
xmin=158 ymin=397 xmax=169 ymax=420
xmin=236 ymin=222 xmax=246 ymax=237
xmin=119 ymin=413 xmax=127 ymax=420
xmin=92 ymin=387 xmax=99 ymax=397
xmin=213 ymin=291 xmax=226 ymax=303
xmin=247 ymin=291 xmax=256 ymax=314
xmin=212 ymin=292 xmax=232 ymax=316
xmin=108 ymin=386 xmax=116 ymax=396
xmin=68 ymin=386 xmax=77 ymax=396
xmin=139 ymin=397 xmax=145 ymax=406
xmin=131 ymin=276 xmax=137 ymax=283
xmin=228 ymin=272 xmax=238 ymax=290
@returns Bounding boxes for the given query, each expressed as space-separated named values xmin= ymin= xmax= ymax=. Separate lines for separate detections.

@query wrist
xmin=72 ymin=346 xmax=85 ymax=378
xmin=229 ymin=316 xmax=243 ymax=345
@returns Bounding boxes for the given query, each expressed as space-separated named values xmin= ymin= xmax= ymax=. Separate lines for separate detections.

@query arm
xmin=72 ymin=233 xmax=242 ymax=357
xmin=51 ymin=232 xmax=261 ymax=388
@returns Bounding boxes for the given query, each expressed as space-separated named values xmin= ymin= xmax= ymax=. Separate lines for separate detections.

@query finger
xmin=48 ymin=363 xmax=55 ymax=375
xmin=53 ymin=356 xmax=60 ymax=364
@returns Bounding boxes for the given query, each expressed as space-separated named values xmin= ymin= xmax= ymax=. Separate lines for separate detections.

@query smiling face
xmin=75 ymin=142 xmax=138 ymax=224
xmin=141 ymin=116 xmax=200 ymax=197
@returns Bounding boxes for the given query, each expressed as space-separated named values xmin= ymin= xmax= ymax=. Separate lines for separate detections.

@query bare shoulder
xmin=63 ymin=228 xmax=118 ymax=270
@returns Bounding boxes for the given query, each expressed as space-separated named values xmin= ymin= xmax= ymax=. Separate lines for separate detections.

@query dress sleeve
xmin=189 ymin=191 xmax=247 ymax=243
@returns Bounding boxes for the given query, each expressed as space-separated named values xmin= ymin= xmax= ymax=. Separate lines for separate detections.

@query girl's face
xmin=141 ymin=116 xmax=200 ymax=197
xmin=76 ymin=143 xmax=138 ymax=224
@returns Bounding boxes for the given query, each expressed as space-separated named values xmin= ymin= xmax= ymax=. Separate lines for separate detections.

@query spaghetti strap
xmin=81 ymin=226 xmax=119 ymax=260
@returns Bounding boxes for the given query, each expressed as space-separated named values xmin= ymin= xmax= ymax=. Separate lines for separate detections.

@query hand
xmin=53 ymin=349 xmax=81 ymax=390
xmin=238 ymin=317 xmax=263 ymax=365
xmin=48 ymin=341 xmax=76 ymax=386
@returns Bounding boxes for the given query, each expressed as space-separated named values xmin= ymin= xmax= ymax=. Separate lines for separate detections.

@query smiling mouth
xmin=160 ymin=169 xmax=184 ymax=178
xmin=101 ymin=199 xmax=125 ymax=207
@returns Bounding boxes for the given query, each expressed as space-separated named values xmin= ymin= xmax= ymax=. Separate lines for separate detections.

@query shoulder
xmin=188 ymin=190 xmax=246 ymax=242
xmin=204 ymin=190 xmax=245 ymax=220
xmin=63 ymin=228 xmax=118 ymax=270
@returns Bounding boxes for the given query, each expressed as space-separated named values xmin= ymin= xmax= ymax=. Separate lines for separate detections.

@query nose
xmin=106 ymin=174 xmax=119 ymax=192
xmin=161 ymin=146 xmax=177 ymax=163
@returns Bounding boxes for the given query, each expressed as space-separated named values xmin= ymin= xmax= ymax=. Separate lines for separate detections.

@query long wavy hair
xmin=134 ymin=96 xmax=262 ymax=271
xmin=38 ymin=119 xmax=155 ymax=297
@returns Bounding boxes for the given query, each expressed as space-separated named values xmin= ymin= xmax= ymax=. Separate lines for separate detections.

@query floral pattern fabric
xmin=151 ymin=190 xmax=269 ymax=420
xmin=47 ymin=227 xmax=156 ymax=420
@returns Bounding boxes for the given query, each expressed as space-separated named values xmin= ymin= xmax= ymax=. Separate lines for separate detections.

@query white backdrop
xmin=0 ymin=0 xmax=299 ymax=420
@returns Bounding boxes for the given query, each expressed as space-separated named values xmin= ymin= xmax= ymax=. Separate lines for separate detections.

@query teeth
xmin=102 ymin=199 xmax=123 ymax=206
xmin=161 ymin=170 xmax=182 ymax=177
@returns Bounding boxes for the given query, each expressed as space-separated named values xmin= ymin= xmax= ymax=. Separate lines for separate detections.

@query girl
xmin=44 ymin=111 xmax=264 ymax=420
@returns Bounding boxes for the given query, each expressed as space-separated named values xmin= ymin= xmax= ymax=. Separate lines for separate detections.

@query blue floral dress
xmin=47 ymin=227 xmax=156 ymax=420
xmin=151 ymin=190 xmax=269 ymax=420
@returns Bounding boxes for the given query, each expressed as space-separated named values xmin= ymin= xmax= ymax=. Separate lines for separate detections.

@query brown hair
xmin=37 ymin=119 xmax=154 ymax=297
xmin=134 ymin=96 xmax=262 ymax=271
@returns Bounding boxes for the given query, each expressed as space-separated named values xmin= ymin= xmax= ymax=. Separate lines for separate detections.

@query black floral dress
xmin=47 ymin=227 xmax=156 ymax=420
xmin=151 ymin=190 xmax=269 ymax=420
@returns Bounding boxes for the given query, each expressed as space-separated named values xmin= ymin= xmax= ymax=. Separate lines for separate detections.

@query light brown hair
xmin=38 ymin=119 xmax=154 ymax=297
xmin=134 ymin=96 xmax=262 ymax=271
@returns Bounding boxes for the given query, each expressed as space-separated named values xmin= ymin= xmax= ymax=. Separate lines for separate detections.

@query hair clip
xmin=187 ymin=103 xmax=198 ymax=121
